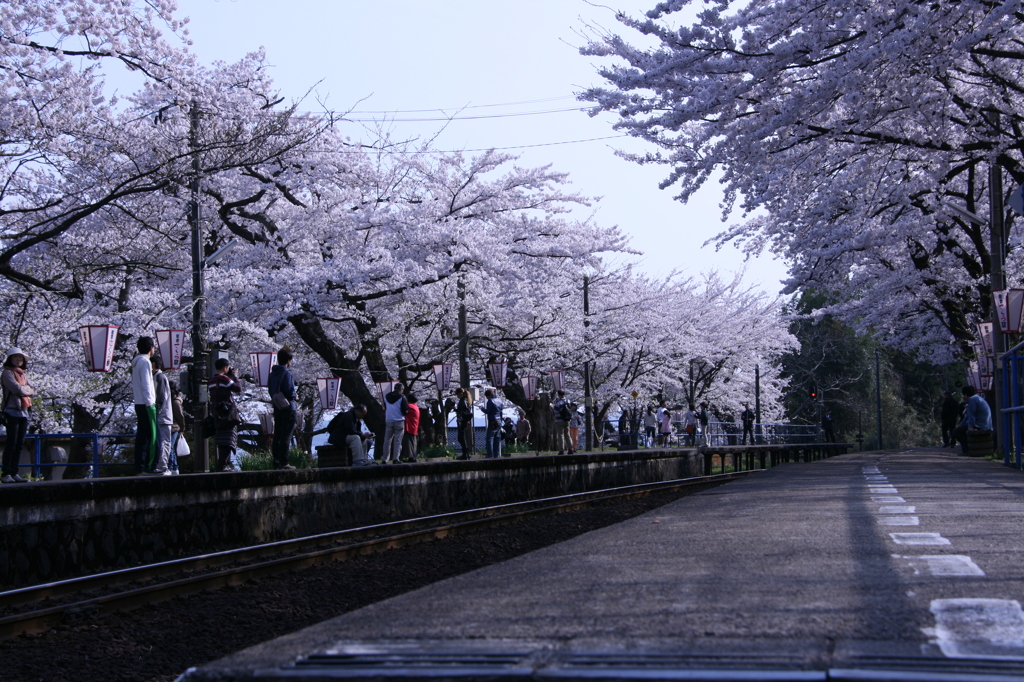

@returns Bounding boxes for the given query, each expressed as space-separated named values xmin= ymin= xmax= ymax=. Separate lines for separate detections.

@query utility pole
xmin=754 ymin=363 xmax=761 ymax=444
xmin=989 ymin=116 xmax=1006 ymax=454
xmin=188 ymin=104 xmax=209 ymax=473
xmin=458 ymin=278 xmax=469 ymax=390
xmin=583 ymin=276 xmax=592 ymax=452
xmin=875 ymin=348 xmax=883 ymax=450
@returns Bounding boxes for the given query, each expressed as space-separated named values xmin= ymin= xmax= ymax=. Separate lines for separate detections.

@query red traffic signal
xmin=809 ymin=385 xmax=818 ymax=399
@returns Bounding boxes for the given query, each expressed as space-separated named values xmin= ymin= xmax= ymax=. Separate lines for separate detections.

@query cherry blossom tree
xmin=582 ymin=0 xmax=1024 ymax=361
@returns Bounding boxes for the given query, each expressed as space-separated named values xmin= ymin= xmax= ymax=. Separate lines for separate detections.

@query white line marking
xmin=879 ymin=505 xmax=916 ymax=514
xmin=865 ymin=476 xmax=888 ymax=481
xmin=929 ymin=599 xmax=1024 ymax=659
xmin=870 ymin=487 xmax=898 ymax=494
xmin=914 ymin=556 xmax=985 ymax=577
xmin=877 ymin=516 xmax=919 ymax=526
xmin=871 ymin=496 xmax=905 ymax=503
xmin=890 ymin=532 xmax=950 ymax=546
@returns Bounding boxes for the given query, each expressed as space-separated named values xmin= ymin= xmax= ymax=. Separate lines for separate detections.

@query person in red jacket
xmin=403 ymin=393 xmax=421 ymax=462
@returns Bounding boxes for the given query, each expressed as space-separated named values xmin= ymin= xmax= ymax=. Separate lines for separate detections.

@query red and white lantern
xmin=977 ymin=321 xmax=995 ymax=357
xmin=993 ymin=289 xmax=1024 ymax=334
xmin=549 ymin=368 xmax=567 ymax=393
xmin=973 ymin=343 xmax=993 ymax=377
xmin=316 ymin=377 xmax=342 ymax=411
xmin=249 ymin=352 xmax=278 ymax=388
xmin=967 ymin=360 xmax=982 ymax=391
xmin=155 ymin=329 xmax=186 ymax=370
xmin=432 ymin=363 xmax=453 ymax=392
xmin=520 ymin=376 xmax=539 ymax=400
xmin=982 ymin=374 xmax=994 ymax=392
xmin=488 ymin=359 xmax=508 ymax=388
xmin=79 ymin=325 xmax=119 ymax=372
xmin=376 ymin=380 xmax=400 ymax=405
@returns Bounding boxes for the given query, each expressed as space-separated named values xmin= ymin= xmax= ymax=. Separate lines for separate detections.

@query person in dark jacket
xmin=328 ymin=404 xmax=372 ymax=466
xmin=208 ymin=357 xmax=241 ymax=472
xmin=454 ymin=387 xmax=473 ymax=459
xmin=267 ymin=347 xmax=297 ymax=470
xmin=940 ymin=390 xmax=960 ymax=448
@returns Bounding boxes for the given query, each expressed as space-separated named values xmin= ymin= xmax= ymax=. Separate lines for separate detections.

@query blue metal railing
xmin=17 ymin=432 xmax=134 ymax=479
xmin=1000 ymin=339 xmax=1024 ymax=468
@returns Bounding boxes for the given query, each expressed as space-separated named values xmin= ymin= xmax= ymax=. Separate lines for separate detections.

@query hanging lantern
xmin=249 ymin=352 xmax=278 ymax=388
xmin=155 ymin=329 xmax=186 ymax=370
xmin=982 ymin=374 xmax=994 ymax=392
xmin=549 ymin=368 xmax=567 ymax=393
xmin=488 ymin=359 xmax=508 ymax=388
xmin=993 ymin=289 xmax=1024 ymax=334
xmin=316 ymin=377 xmax=342 ymax=411
xmin=79 ymin=325 xmax=119 ymax=372
xmin=376 ymin=380 xmax=399 ymax=405
xmin=967 ymin=360 xmax=982 ymax=391
xmin=432 ymin=363 xmax=453 ymax=392
xmin=977 ymin=321 xmax=995 ymax=357
xmin=973 ymin=343 xmax=993 ymax=377
xmin=520 ymin=376 xmax=539 ymax=400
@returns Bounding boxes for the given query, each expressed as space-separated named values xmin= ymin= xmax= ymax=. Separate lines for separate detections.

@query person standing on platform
xmin=659 ymin=408 xmax=673 ymax=447
xmin=698 ymin=402 xmax=710 ymax=446
xmin=455 ymin=387 xmax=474 ymax=459
xmin=644 ymin=408 xmax=658 ymax=447
xmin=570 ymin=406 xmax=583 ymax=452
xmin=552 ymin=390 xmax=573 ymax=455
xmin=515 ymin=409 xmax=531 ymax=447
xmin=681 ymin=404 xmax=697 ymax=447
xmin=403 ymin=393 xmax=421 ymax=462
xmin=483 ymin=388 xmax=504 ymax=458
xmin=169 ymin=380 xmax=185 ymax=475
xmin=209 ymin=358 xmax=242 ymax=472
xmin=502 ymin=417 xmax=515 ymax=446
xmin=146 ymin=355 xmax=173 ymax=475
xmin=1 ymin=348 xmax=33 ymax=483
xmin=941 ymin=390 xmax=960 ymax=448
xmin=131 ymin=337 xmax=157 ymax=473
xmin=382 ymin=382 xmax=408 ymax=464
xmin=741 ymin=403 xmax=756 ymax=445
xmin=822 ymin=409 xmax=836 ymax=443
xmin=267 ymin=347 xmax=297 ymax=470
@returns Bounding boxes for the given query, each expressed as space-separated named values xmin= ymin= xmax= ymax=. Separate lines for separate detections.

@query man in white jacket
xmin=132 ymin=337 xmax=157 ymax=473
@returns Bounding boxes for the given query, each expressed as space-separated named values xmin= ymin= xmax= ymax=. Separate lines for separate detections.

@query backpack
xmin=556 ymin=401 xmax=571 ymax=422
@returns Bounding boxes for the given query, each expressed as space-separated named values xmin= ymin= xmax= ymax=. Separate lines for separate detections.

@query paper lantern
xmin=432 ymin=363 xmax=453 ymax=392
xmin=376 ymin=380 xmax=400 ymax=405
xmin=316 ymin=377 xmax=342 ymax=411
xmin=549 ymin=368 xmax=567 ymax=393
xmin=155 ymin=329 xmax=186 ymax=370
xmin=249 ymin=352 xmax=278 ymax=388
xmin=488 ymin=360 xmax=508 ymax=388
xmin=520 ymin=376 xmax=539 ymax=400
xmin=993 ymin=289 xmax=1024 ymax=334
xmin=977 ymin=321 xmax=995 ymax=357
xmin=982 ymin=374 xmax=994 ymax=392
xmin=973 ymin=343 xmax=993 ymax=377
xmin=967 ymin=360 xmax=982 ymax=391
xmin=79 ymin=325 xmax=119 ymax=372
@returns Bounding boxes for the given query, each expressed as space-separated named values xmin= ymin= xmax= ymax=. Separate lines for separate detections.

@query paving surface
xmin=181 ymin=449 xmax=1024 ymax=680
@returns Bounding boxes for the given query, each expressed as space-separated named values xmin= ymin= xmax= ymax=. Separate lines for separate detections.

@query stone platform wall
xmin=0 ymin=449 xmax=703 ymax=588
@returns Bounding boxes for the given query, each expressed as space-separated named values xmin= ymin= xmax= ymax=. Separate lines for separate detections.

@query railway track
xmin=0 ymin=471 xmax=753 ymax=640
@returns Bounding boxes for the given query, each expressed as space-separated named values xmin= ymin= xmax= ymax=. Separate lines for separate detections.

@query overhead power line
xmin=341 ymin=106 xmax=590 ymax=123
xmin=347 ymin=96 xmax=576 ymax=114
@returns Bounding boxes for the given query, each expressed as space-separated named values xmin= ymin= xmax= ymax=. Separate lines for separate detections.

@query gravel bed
xmin=1 ymin=486 xmax=707 ymax=682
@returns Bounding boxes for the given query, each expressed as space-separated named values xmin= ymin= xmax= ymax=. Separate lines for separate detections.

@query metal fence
xmin=1000 ymin=339 xmax=1024 ymax=467
xmin=599 ymin=419 xmax=822 ymax=449
xmin=15 ymin=432 xmax=135 ymax=479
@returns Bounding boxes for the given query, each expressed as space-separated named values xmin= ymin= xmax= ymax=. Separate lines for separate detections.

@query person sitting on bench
xmin=953 ymin=385 xmax=992 ymax=455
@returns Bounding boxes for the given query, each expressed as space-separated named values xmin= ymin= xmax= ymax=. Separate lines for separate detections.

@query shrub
xmin=237 ymin=446 xmax=316 ymax=471
xmin=420 ymin=443 xmax=457 ymax=459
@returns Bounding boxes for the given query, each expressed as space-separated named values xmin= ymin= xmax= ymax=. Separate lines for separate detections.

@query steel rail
xmin=0 ymin=471 xmax=753 ymax=640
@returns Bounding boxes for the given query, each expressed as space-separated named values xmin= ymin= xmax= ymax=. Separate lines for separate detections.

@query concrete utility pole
xmin=875 ymin=349 xmax=883 ymax=450
xmin=583 ymin=276 xmax=592 ymax=452
xmin=458 ymin=278 xmax=469 ymax=390
xmin=189 ymin=104 xmax=209 ymax=473
xmin=989 ymin=117 xmax=1006 ymax=453
xmin=754 ymin=364 xmax=761 ymax=444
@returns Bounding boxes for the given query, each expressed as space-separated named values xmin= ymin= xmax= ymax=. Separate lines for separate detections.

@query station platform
xmin=181 ymin=448 xmax=1024 ymax=681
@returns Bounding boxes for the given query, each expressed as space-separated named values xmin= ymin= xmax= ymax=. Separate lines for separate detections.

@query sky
xmin=168 ymin=0 xmax=789 ymax=293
